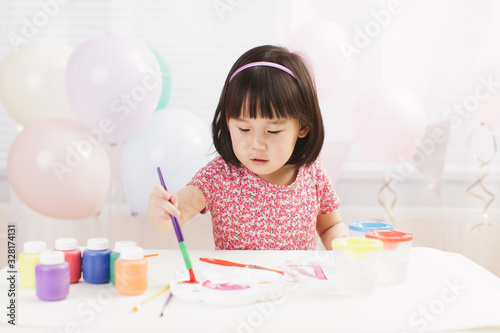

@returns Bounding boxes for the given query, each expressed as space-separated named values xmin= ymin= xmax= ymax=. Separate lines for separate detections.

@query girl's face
xmin=227 ymin=112 xmax=309 ymax=183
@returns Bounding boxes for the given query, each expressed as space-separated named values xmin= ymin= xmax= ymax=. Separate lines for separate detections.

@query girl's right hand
xmin=147 ymin=185 xmax=181 ymax=232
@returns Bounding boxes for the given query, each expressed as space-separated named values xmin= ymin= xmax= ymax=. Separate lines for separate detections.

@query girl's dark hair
xmin=212 ymin=45 xmax=324 ymax=168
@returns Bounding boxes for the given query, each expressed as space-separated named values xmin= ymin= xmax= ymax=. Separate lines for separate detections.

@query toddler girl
xmin=148 ymin=45 xmax=348 ymax=250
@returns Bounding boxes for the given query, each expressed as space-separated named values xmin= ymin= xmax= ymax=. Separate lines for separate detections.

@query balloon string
xmin=466 ymin=123 xmax=497 ymax=233
xmin=106 ymin=142 xmax=123 ymax=242
xmin=377 ymin=174 xmax=396 ymax=224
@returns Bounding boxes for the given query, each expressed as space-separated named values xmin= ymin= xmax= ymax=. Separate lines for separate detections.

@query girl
xmin=148 ymin=45 xmax=348 ymax=250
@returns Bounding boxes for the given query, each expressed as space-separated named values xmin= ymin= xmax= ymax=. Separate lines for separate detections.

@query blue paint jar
xmin=82 ymin=238 xmax=112 ymax=284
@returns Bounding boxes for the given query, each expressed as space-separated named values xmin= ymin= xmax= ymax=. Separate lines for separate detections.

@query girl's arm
xmin=316 ymin=210 xmax=349 ymax=250
xmin=148 ymin=184 xmax=206 ymax=233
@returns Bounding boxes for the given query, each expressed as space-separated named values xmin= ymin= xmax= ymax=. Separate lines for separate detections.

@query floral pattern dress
xmin=188 ymin=157 xmax=340 ymax=250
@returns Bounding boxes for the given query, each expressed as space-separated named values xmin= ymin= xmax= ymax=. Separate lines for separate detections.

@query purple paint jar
xmin=35 ymin=250 xmax=70 ymax=301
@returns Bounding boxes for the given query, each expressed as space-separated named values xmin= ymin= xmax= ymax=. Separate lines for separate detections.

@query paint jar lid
xmin=87 ymin=238 xmax=109 ymax=251
xmin=39 ymin=250 xmax=65 ymax=265
xmin=331 ymin=237 xmax=383 ymax=252
xmin=113 ymin=240 xmax=137 ymax=253
xmin=55 ymin=238 xmax=78 ymax=250
xmin=366 ymin=230 xmax=413 ymax=242
xmin=23 ymin=241 xmax=47 ymax=254
xmin=349 ymin=221 xmax=393 ymax=233
xmin=120 ymin=247 xmax=144 ymax=260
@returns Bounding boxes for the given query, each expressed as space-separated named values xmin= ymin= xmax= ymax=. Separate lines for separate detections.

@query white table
xmin=1 ymin=247 xmax=499 ymax=332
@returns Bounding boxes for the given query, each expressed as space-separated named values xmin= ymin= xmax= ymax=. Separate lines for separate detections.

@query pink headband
xmin=229 ymin=61 xmax=297 ymax=82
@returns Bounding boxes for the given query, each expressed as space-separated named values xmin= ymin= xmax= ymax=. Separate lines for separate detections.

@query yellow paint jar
xmin=19 ymin=241 xmax=47 ymax=288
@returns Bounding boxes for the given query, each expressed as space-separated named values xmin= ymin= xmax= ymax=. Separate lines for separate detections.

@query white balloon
xmin=0 ymin=39 xmax=76 ymax=126
xmin=121 ymin=108 xmax=213 ymax=214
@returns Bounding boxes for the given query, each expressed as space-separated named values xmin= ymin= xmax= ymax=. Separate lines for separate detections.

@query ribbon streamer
xmin=466 ymin=123 xmax=497 ymax=233
xmin=377 ymin=173 xmax=397 ymax=224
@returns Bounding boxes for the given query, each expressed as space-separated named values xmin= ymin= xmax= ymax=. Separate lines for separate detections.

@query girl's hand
xmin=148 ymin=185 xmax=181 ymax=232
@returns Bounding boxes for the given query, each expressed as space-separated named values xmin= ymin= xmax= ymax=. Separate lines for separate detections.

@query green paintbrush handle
xmin=179 ymin=241 xmax=193 ymax=270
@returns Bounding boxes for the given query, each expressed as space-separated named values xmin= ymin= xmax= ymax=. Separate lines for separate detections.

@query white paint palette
xmin=170 ymin=266 xmax=285 ymax=306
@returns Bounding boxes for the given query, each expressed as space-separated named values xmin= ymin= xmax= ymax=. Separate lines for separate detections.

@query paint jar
xmin=82 ymin=238 xmax=112 ymax=284
xmin=331 ymin=237 xmax=383 ymax=295
xmin=115 ymin=246 xmax=148 ymax=296
xmin=110 ymin=240 xmax=137 ymax=285
xmin=55 ymin=238 xmax=82 ymax=284
xmin=19 ymin=241 xmax=47 ymax=288
xmin=349 ymin=221 xmax=393 ymax=238
xmin=366 ymin=230 xmax=413 ymax=284
xmin=35 ymin=250 xmax=70 ymax=301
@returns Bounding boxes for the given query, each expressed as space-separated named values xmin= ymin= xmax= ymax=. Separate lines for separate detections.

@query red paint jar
xmin=55 ymin=238 xmax=82 ymax=284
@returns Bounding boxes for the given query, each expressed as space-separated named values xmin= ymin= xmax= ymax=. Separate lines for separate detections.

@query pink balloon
xmin=66 ymin=32 xmax=162 ymax=144
xmin=287 ymin=20 xmax=353 ymax=101
xmin=471 ymin=51 xmax=500 ymax=126
xmin=352 ymin=84 xmax=427 ymax=164
xmin=7 ymin=118 xmax=110 ymax=219
xmin=320 ymin=140 xmax=353 ymax=186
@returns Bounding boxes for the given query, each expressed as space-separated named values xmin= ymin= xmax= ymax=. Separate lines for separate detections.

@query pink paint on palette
xmin=202 ymin=280 xmax=251 ymax=291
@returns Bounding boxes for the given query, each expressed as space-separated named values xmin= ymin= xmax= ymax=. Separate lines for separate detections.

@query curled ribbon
xmin=466 ymin=123 xmax=497 ymax=233
xmin=377 ymin=173 xmax=397 ymax=224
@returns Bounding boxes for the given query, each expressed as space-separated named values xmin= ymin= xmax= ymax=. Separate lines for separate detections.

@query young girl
xmin=148 ymin=45 xmax=348 ymax=250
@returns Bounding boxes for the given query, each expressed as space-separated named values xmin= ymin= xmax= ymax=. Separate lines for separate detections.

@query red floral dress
xmin=188 ymin=157 xmax=340 ymax=250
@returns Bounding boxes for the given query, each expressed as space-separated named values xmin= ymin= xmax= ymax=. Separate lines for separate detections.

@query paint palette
xmin=170 ymin=267 xmax=285 ymax=306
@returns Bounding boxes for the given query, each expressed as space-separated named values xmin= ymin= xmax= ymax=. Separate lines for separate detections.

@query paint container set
xmin=331 ymin=221 xmax=414 ymax=295
xmin=19 ymin=221 xmax=413 ymax=302
xmin=19 ymin=238 xmax=149 ymax=301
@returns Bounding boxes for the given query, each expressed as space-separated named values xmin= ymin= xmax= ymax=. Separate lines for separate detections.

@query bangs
xmin=223 ymin=67 xmax=303 ymax=120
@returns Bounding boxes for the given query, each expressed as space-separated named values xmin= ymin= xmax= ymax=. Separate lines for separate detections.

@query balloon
xmin=149 ymin=45 xmax=172 ymax=111
xmin=121 ymin=108 xmax=212 ymax=214
xmin=352 ymin=84 xmax=427 ymax=164
xmin=320 ymin=140 xmax=353 ymax=186
xmin=7 ymin=118 xmax=111 ymax=219
xmin=66 ymin=32 xmax=162 ymax=144
xmin=470 ymin=51 xmax=500 ymax=126
xmin=0 ymin=39 xmax=76 ymax=126
xmin=287 ymin=20 xmax=354 ymax=101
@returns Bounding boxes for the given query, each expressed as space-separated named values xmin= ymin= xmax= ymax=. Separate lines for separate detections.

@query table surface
xmin=1 ymin=247 xmax=500 ymax=332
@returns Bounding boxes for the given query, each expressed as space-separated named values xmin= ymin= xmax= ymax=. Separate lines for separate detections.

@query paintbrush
xmin=199 ymin=257 xmax=284 ymax=275
xmin=132 ymin=284 xmax=170 ymax=312
xmin=157 ymin=167 xmax=198 ymax=283
xmin=160 ymin=292 xmax=173 ymax=317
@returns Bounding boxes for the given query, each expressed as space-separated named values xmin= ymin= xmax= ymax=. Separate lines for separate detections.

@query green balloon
xmin=149 ymin=45 xmax=172 ymax=111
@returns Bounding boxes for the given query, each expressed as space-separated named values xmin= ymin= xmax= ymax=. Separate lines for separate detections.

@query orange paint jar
xmin=115 ymin=247 xmax=148 ymax=296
